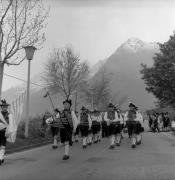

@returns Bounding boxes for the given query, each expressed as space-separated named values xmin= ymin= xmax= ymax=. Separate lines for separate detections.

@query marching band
xmin=0 ymin=98 xmax=145 ymax=163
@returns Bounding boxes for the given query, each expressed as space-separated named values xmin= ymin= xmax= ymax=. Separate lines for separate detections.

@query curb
xmin=6 ymin=140 xmax=52 ymax=155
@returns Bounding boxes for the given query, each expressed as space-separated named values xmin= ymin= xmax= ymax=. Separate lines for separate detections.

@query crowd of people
xmin=0 ymin=98 xmax=145 ymax=164
xmin=148 ymin=112 xmax=171 ymax=132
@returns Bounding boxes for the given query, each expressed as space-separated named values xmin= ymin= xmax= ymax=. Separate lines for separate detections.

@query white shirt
xmin=46 ymin=110 xmax=79 ymax=131
xmin=135 ymin=111 xmax=144 ymax=126
xmin=104 ymin=112 xmax=122 ymax=123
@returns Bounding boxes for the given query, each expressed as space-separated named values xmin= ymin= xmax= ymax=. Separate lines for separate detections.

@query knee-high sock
xmin=131 ymin=137 xmax=136 ymax=145
xmin=110 ymin=135 xmax=115 ymax=145
xmin=116 ymin=134 xmax=121 ymax=144
xmin=93 ymin=134 xmax=97 ymax=142
xmin=75 ymin=135 xmax=79 ymax=141
xmin=0 ymin=146 xmax=5 ymax=160
xmin=65 ymin=143 xmax=69 ymax=156
xmin=53 ymin=136 xmax=58 ymax=146
xmin=98 ymin=131 xmax=102 ymax=140
xmin=0 ymin=147 xmax=2 ymax=160
xmin=136 ymin=134 xmax=142 ymax=142
xmin=83 ymin=137 xmax=87 ymax=146
xmin=88 ymin=135 xmax=92 ymax=143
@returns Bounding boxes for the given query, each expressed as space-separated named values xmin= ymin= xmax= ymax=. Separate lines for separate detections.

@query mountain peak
xmin=117 ymin=38 xmax=159 ymax=53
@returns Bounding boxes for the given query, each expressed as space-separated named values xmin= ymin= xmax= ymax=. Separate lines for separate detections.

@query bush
xmin=17 ymin=115 xmax=51 ymax=139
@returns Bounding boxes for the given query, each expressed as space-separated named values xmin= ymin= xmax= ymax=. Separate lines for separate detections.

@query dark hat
xmin=114 ymin=104 xmax=120 ymax=110
xmin=54 ymin=108 xmax=59 ymax=113
xmin=63 ymin=99 xmax=72 ymax=106
xmin=81 ymin=106 xmax=86 ymax=111
xmin=93 ymin=109 xmax=99 ymax=113
xmin=129 ymin=102 xmax=136 ymax=107
xmin=0 ymin=99 xmax=10 ymax=107
xmin=134 ymin=106 xmax=138 ymax=110
xmin=108 ymin=103 xmax=114 ymax=108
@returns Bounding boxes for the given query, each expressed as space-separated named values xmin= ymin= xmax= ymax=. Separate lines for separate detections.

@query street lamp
xmin=74 ymin=88 xmax=78 ymax=112
xmin=24 ymin=46 xmax=36 ymax=138
xmin=90 ymin=87 xmax=94 ymax=111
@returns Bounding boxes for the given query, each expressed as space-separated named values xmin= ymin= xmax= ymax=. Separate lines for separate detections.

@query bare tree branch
xmin=43 ymin=46 xmax=89 ymax=100
xmin=0 ymin=0 xmax=49 ymax=65
xmin=0 ymin=0 xmax=13 ymax=24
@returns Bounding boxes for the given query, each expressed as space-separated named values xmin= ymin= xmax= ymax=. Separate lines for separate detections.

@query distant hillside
xmin=96 ymin=38 xmax=159 ymax=111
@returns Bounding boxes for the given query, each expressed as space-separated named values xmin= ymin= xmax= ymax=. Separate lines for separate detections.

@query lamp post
xmin=90 ymin=87 xmax=94 ymax=111
xmin=74 ymin=88 xmax=78 ymax=112
xmin=24 ymin=46 xmax=36 ymax=138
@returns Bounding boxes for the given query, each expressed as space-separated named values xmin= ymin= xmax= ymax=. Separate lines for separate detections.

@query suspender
xmin=0 ymin=112 xmax=8 ymax=125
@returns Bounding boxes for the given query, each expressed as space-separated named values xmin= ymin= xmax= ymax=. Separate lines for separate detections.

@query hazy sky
xmin=2 ymin=0 xmax=175 ymax=91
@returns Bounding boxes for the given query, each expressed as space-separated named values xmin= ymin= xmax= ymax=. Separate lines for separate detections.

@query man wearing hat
xmin=114 ymin=105 xmax=124 ymax=142
xmin=58 ymin=99 xmax=78 ymax=160
xmin=124 ymin=102 xmax=138 ymax=148
xmin=78 ymin=106 xmax=92 ymax=148
xmin=104 ymin=103 xmax=123 ymax=149
xmin=134 ymin=106 xmax=144 ymax=145
xmin=46 ymin=109 xmax=60 ymax=149
xmin=0 ymin=100 xmax=13 ymax=165
xmin=90 ymin=109 xmax=102 ymax=144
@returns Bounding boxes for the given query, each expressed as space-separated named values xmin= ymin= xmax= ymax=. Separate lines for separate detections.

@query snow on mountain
xmin=117 ymin=38 xmax=159 ymax=53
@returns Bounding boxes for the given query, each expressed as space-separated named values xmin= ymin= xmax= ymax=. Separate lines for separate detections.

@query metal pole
xmin=75 ymin=89 xmax=78 ymax=112
xmin=48 ymin=93 xmax=55 ymax=112
xmin=91 ymin=89 xmax=94 ymax=111
xmin=25 ymin=60 xmax=31 ymax=138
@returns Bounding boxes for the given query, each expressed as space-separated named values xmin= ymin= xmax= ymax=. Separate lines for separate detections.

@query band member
xmin=42 ymin=111 xmax=52 ymax=137
xmin=46 ymin=109 xmax=60 ymax=149
xmin=124 ymin=102 xmax=138 ymax=148
xmin=90 ymin=109 xmax=102 ymax=144
xmin=58 ymin=99 xmax=78 ymax=160
xmin=114 ymin=106 xmax=124 ymax=140
xmin=79 ymin=106 xmax=92 ymax=148
xmin=86 ymin=109 xmax=93 ymax=145
xmin=134 ymin=106 xmax=144 ymax=145
xmin=101 ymin=113 xmax=109 ymax=138
xmin=0 ymin=100 xmax=14 ymax=165
xmin=104 ymin=103 xmax=122 ymax=149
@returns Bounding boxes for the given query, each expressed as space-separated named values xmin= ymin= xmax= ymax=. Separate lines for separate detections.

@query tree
xmin=110 ymin=91 xmax=128 ymax=107
xmin=81 ymin=63 xmax=112 ymax=110
xmin=0 ymin=0 xmax=49 ymax=98
xmin=43 ymin=46 xmax=89 ymax=100
xmin=140 ymin=32 xmax=175 ymax=107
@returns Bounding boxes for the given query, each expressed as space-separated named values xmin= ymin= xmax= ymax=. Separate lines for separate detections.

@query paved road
xmin=1 ymin=131 xmax=175 ymax=180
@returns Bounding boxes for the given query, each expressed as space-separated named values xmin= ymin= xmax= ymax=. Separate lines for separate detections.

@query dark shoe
xmin=69 ymin=141 xmax=73 ymax=146
xmin=75 ymin=140 xmax=79 ymax=143
xmin=116 ymin=143 xmax=120 ymax=147
xmin=109 ymin=145 xmax=115 ymax=149
xmin=82 ymin=145 xmax=87 ymax=149
xmin=93 ymin=141 xmax=97 ymax=144
xmin=1 ymin=159 xmax=4 ymax=163
xmin=62 ymin=155 xmax=70 ymax=160
xmin=136 ymin=141 xmax=141 ymax=145
xmin=131 ymin=144 xmax=136 ymax=148
xmin=52 ymin=145 xmax=58 ymax=149
xmin=88 ymin=142 xmax=92 ymax=146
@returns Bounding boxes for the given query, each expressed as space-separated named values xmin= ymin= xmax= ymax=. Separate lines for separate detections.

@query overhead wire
xmin=4 ymin=73 xmax=46 ymax=88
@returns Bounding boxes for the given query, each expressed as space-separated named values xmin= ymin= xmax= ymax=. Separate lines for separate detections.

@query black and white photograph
xmin=0 ymin=0 xmax=175 ymax=179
